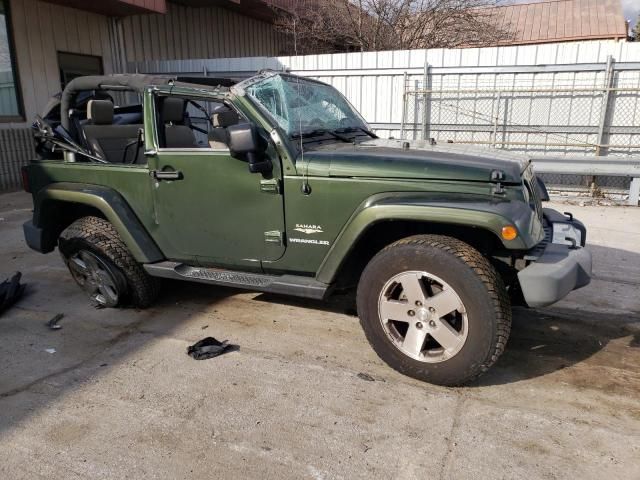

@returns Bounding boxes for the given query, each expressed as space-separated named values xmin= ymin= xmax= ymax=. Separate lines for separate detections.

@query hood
xmin=302 ymin=138 xmax=529 ymax=183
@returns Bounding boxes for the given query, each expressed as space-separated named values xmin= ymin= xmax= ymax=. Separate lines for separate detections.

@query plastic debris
xmin=47 ymin=313 xmax=64 ymax=330
xmin=187 ymin=337 xmax=239 ymax=360
xmin=0 ymin=272 xmax=26 ymax=315
xmin=357 ymin=372 xmax=376 ymax=382
xmin=45 ymin=348 xmax=56 ymax=354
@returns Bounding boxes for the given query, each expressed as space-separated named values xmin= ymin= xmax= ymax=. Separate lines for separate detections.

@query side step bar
xmin=144 ymin=262 xmax=329 ymax=300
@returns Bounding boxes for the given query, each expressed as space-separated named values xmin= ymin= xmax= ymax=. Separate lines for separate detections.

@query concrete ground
xmin=0 ymin=191 xmax=639 ymax=480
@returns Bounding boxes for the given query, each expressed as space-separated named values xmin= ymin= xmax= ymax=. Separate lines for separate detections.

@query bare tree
xmin=632 ymin=15 xmax=640 ymax=41
xmin=272 ymin=0 xmax=514 ymax=54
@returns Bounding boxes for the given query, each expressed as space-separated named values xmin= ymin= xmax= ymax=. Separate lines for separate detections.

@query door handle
xmin=151 ymin=170 xmax=183 ymax=181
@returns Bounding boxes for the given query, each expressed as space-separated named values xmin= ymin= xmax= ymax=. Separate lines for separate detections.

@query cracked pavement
xmin=1 ymin=191 xmax=639 ymax=479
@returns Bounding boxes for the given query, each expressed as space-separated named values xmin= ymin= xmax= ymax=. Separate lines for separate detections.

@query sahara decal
xmin=293 ymin=223 xmax=324 ymax=235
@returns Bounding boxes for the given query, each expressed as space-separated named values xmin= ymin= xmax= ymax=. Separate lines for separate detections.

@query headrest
xmin=163 ymin=97 xmax=185 ymax=124
xmin=87 ymin=100 xmax=114 ymax=125
xmin=212 ymin=110 xmax=239 ymax=128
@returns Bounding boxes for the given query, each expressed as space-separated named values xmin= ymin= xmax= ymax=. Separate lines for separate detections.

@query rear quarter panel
xmin=26 ymin=161 xmax=166 ymax=262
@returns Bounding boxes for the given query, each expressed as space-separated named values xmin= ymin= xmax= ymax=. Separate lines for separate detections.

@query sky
xmin=621 ymin=0 xmax=639 ymax=23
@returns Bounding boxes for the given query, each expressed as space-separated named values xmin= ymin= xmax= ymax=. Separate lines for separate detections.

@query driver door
xmin=146 ymin=93 xmax=286 ymax=270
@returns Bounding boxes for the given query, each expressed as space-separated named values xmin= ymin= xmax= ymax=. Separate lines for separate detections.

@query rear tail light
xmin=21 ymin=166 xmax=31 ymax=193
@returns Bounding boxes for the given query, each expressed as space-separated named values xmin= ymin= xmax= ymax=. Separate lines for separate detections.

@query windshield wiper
xmin=334 ymin=126 xmax=377 ymax=138
xmin=291 ymin=129 xmax=351 ymax=143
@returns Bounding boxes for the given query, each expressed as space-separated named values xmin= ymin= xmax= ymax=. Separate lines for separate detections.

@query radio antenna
xmin=292 ymin=20 xmax=311 ymax=195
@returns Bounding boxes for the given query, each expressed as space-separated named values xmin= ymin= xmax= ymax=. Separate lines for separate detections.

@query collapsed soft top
xmin=59 ymin=74 xmax=241 ymax=130
xmin=60 ymin=74 xmax=173 ymax=130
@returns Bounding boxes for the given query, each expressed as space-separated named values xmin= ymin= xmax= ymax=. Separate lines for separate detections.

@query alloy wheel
xmin=67 ymin=250 xmax=123 ymax=307
xmin=378 ymin=271 xmax=469 ymax=363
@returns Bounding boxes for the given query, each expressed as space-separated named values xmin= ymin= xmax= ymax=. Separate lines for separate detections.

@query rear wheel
xmin=58 ymin=216 xmax=160 ymax=308
xmin=66 ymin=249 xmax=126 ymax=308
xmin=357 ymin=234 xmax=511 ymax=386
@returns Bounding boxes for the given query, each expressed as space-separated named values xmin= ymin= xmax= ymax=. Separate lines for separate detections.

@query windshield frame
xmin=235 ymin=72 xmax=372 ymax=140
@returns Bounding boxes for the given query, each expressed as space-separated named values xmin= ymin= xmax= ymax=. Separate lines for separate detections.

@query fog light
xmin=501 ymin=225 xmax=518 ymax=241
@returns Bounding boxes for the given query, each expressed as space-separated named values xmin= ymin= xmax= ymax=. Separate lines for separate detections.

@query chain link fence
xmin=401 ymin=61 xmax=640 ymax=192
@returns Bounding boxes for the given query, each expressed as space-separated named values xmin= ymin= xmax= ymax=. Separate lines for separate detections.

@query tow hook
xmin=564 ymin=237 xmax=578 ymax=249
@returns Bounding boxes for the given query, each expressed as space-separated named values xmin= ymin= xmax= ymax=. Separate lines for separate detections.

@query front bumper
xmin=517 ymin=209 xmax=592 ymax=308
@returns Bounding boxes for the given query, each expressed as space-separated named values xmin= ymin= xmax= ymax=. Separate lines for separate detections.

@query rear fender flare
xmin=34 ymin=183 xmax=163 ymax=263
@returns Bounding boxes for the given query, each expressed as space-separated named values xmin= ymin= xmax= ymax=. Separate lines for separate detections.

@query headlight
xmin=551 ymin=223 xmax=582 ymax=247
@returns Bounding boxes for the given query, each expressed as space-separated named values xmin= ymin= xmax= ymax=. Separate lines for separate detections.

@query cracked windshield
xmin=245 ymin=74 xmax=371 ymax=139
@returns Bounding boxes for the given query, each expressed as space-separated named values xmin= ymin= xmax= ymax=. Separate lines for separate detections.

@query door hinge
xmin=260 ymin=179 xmax=281 ymax=194
xmin=264 ymin=230 xmax=284 ymax=245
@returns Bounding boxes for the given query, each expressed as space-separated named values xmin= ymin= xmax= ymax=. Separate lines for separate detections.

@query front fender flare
xmin=33 ymin=183 xmax=163 ymax=263
xmin=316 ymin=193 xmax=542 ymax=284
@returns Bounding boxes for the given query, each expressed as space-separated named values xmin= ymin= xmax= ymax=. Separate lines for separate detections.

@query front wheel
xmin=357 ymin=234 xmax=511 ymax=386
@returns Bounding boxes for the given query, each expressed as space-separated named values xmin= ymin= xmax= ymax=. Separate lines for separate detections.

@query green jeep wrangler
xmin=22 ymin=72 xmax=592 ymax=385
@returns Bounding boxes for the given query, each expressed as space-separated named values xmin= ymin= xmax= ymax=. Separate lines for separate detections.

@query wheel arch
xmin=316 ymin=197 xmax=529 ymax=286
xmin=33 ymin=183 xmax=163 ymax=263
xmin=321 ymin=219 xmax=505 ymax=289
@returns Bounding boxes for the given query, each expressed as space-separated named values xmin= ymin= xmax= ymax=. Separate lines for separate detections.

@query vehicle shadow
xmin=254 ymin=290 xmax=640 ymax=387
xmin=475 ymin=306 xmax=640 ymax=387
xmin=254 ymin=289 xmax=359 ymax=316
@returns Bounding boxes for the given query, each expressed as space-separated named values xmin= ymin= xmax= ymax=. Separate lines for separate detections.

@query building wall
xmin=120 ymin=2 xmax=288 ymax=63
xmin=4 ymin=0 xmax=288 ymax=129
xmin=6 ymin=0 xmax=117 ymax=128
xmin=0 ymin=0 xmax=288 ymax=190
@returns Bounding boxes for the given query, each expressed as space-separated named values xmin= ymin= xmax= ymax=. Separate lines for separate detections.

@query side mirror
xmin=227 ymin=123 xmax=271 ymax=174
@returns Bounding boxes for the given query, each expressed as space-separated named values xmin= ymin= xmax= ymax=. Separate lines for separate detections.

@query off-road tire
xmin=357 ymin=234 xmax=511 ymax=386
xmin=58 ymin=216 xmax=160 ymax=308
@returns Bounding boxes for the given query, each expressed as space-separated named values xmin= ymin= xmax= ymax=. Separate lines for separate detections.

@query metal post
xmin=415 ymin=79 xmax=421 ymax=140
xmin=595 ymin=55 xmax=615 ymax=156
xmin=492 ymin=91 xmax=502 ymax=148
xmin=422 ymin=62 xmax=431 ymax=141
xmin=590 ymin=55 xmax=615 ymax=195
xmin=400 ymin=71 xmax=408 ymax=140
xmin=630 ymin=178 xmax=640 ymax=206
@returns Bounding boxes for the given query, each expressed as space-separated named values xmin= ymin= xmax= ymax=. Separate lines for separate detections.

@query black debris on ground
xmin=357 ymin=372 xmax=376 ymax=382
xmin=0 ymin=272 xmax=26 ymax=316
xmin=187 ymin=337 xmax=239 ymax=360
xmin=47 ymin=313 xmax=64 ymax=330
